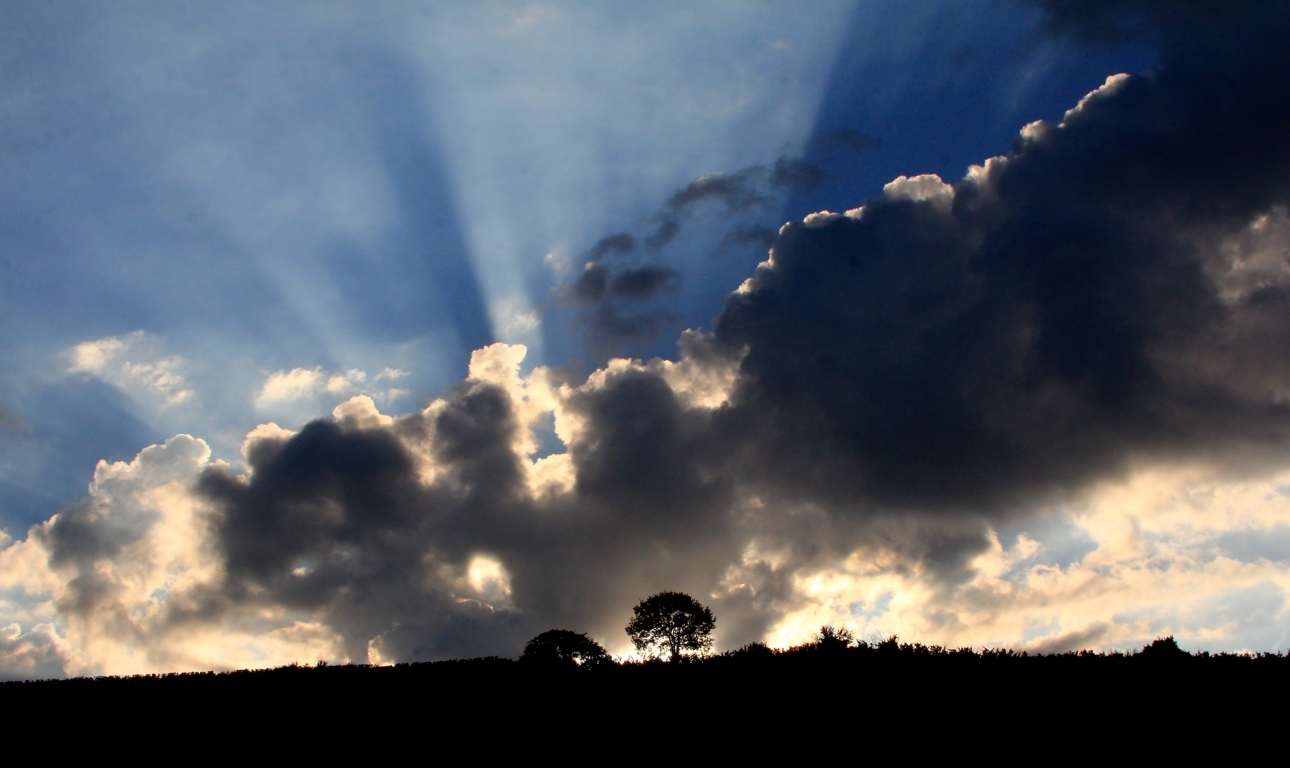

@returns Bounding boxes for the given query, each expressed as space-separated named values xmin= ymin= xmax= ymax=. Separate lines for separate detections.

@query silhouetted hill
xmin=7 ymin=636 xmax=1288 ymax=718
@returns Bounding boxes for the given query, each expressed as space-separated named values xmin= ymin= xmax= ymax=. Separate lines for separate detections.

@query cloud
xmin=254 ymin=365 xmax=411 ymax=427
xmin=608 ymin=266 xmax=682 ymax=301
xmin=587 ymin=233 xmax=637 ymax=261
xmin=564 ymin=263 xmax=681 ymax=305
xmin=713 ymin=41 xmax=1290 ymax=516
xmin=0 ymin=340 xmax=748 ymax=674
xmin=823 ymin=128 xmax=881 ymax=154
xmin=764 ymin=463 xmax=1290 ymax=654
xmin=646 ymin=156 xmax=826 ymax=249
xmin=565 ymin=262 xmax=610 ymax=303
xmin=0 ymin=623 xmax=70 ymax=681
xmin=257 ymin=368 xmax=368 ymax=404
xmin=1031 ymin=0 xmax=1248 ymax=45
xmin=720 ymin=224 xmax=779 ymax=251
xmin=6 ymin=2 xmax=1290 ymax=676
xmin=67 ymin=331 xmax=194 ymax=408
xmin=559 ymin=261 xmax=683 ymax=357
xmin=0 ymin=432 xmax=355 ymax=678
xmin=553 ymin=154 xmax=826 ymax=352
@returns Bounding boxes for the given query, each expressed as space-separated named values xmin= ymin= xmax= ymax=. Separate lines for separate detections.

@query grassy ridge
xmin=5 ymin=637 xmax=1286 ymax=739
xmin=5 ymin=636 xmax=1287 ymax=695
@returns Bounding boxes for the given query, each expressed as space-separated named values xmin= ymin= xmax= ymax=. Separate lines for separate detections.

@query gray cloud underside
xmin=36 ymin=2 xmax=1290 ymax=662
xmin=558 ymin=156 xmax=826 ymax=351
xmin=646 ymin=156 xmax=827 ymax=249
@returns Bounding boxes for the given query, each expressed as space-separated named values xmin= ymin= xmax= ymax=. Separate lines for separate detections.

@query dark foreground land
xmin=5 ymin=637 xmax=1287 ymax=720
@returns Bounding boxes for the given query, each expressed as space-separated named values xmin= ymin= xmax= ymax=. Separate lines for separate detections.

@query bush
xmin=520 ymin=629 xmax=614 ymax=669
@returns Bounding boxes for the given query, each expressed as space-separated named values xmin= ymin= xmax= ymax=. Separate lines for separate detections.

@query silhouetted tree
xmin=521 ymin=629 xmax=613 ymax=669
xmin=815 ymin=625 xmax=854 ymax=653
xmin=1137 ymin=636 xmax=1190 ymax=662
xmin=625 ymin=591 xmax=715 ymax=663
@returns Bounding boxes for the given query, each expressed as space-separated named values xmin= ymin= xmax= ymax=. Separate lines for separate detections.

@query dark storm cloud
xmin=712 ymin=1 xmax=1290 ymax=516
xmin=608 ymin=266 xmax=681 ymax=301
xmin=1033 ymin=0 xmax=1247 ymax=44
xmin=588 ymin=233 xmax=637 ymax=261
xmin=564 ymin=262 xmax=680 ymax=304
xmin=720 ymin=224 xmax=778 ymax=251
xmin=196 ymin=393 xmax=530 ymax=661
xmin=581 ymin=306 xmax=681 ymax=360
xmin=559 ymin=261 xmax=681 ymax=357
xmin=189 ymin=361 xmax=739 ymax=660
xmin=566 ymin=262 xmax=610 ymax=303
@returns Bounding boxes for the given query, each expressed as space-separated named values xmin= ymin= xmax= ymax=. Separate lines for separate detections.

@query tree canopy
xmin=520 ymin=629 xmax=613 ymax=669
xmin=625 ymin=591 xmax=715 ymax=663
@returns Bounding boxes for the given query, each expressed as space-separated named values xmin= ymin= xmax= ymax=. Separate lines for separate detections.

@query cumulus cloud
xmin=0 ymin=433 xmax=349 ymax=678
xmin=5 ymin=2 xmax=1290 ymax=677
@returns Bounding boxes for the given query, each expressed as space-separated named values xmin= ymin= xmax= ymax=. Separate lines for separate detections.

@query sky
xmin=3 ymin=0 xmax=1290 ymax=678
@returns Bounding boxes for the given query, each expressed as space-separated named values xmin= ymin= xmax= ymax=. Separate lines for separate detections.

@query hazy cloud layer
xmin=5 ymin=2 xmax=1290 ymax=677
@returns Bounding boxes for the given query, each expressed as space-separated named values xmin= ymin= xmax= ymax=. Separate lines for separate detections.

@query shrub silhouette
xmin=520 ymin=629 xmax=613 ymax=669
xmin=1137 ymin=636 xmax=1190 ymax=661
xmin=626 ymin=591 xmax=715 ymax=663
xmin=815 ymin=625 xmax=854 ymax=653
xmin=729 ymin=641 xmax=776 ymax=659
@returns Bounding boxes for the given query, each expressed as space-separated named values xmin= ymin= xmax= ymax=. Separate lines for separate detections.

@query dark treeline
xmin=6 ymin=635 xmax=1287 ymax=741
xmin=5 ymin=635 xmax=1288 ymax=702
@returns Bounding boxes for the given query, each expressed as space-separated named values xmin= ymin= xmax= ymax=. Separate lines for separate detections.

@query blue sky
xmin=7 ymin=1 xmax=1290 ymax=677
xmin=0 ymin=0 xmax=1149 ymax=527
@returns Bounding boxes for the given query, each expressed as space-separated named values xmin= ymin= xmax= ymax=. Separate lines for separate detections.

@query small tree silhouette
xmin=815 ymin=625 xmax=854 ymax=653
xmin=1137 ymin=635 xmax=1190 ymax=661
xmin=521 ymin=629 xmax=613 ymax=669
xmin=626 ymin=591 xmax=715 ymax=663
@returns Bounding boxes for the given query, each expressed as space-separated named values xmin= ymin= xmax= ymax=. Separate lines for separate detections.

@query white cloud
xmin=753 ymin=463 xmax=1290 ymax=654
xmin=802 ymin=210 xmax=843 ymax=228
xmin=882 ymin=173 xmax=953 ymax=206
xmin=67 ymin=330 xmax=195 ymax=407
xmin=254 ymin=365 xmax=412 ymax=427
xmin=0 ymin=433 xmax=350 ymax=678
xmin=1062 ymin=72 xmax=1132 ymax=125
xmin=0 ymin=623 xmax=72 ymax=681
xmin=257 ymin=367 xmax=366 ymax=405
